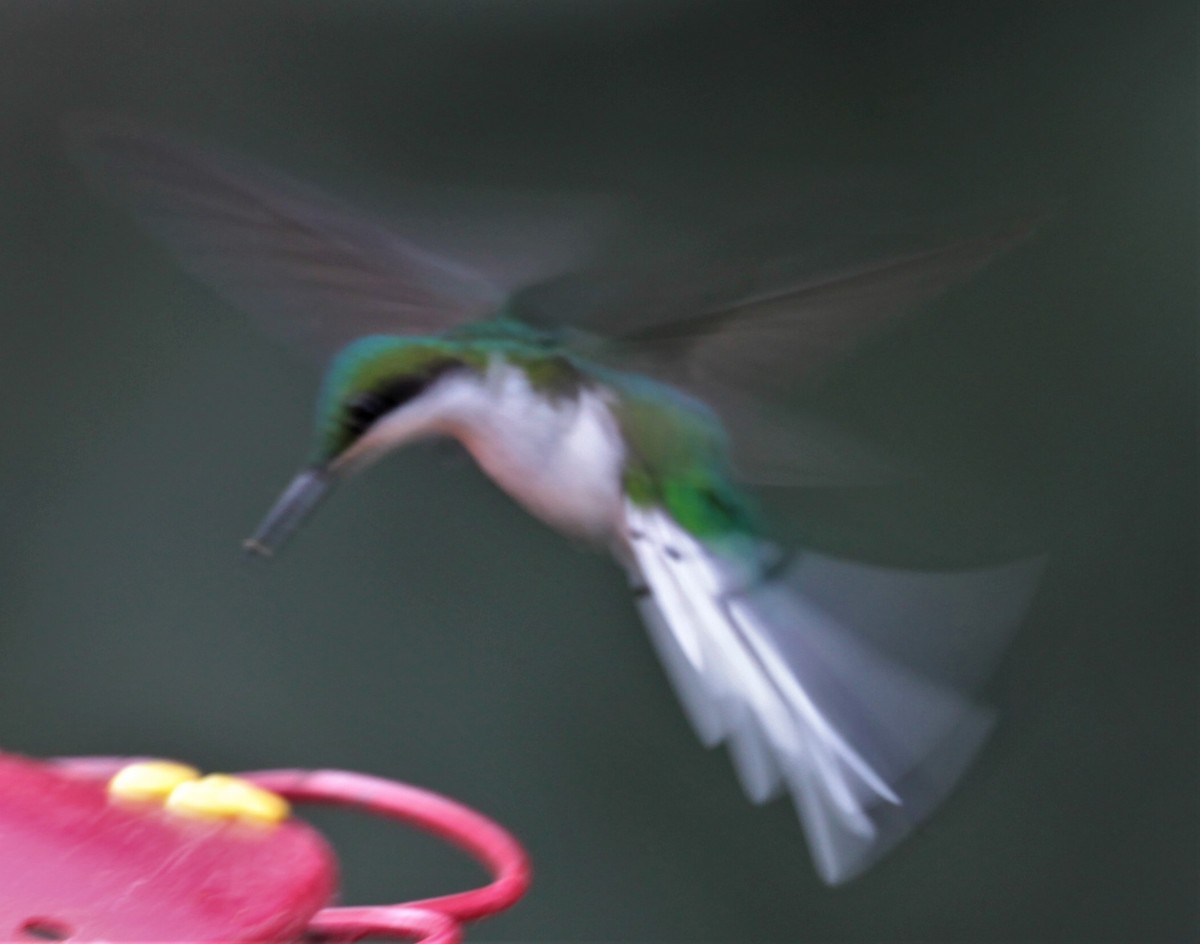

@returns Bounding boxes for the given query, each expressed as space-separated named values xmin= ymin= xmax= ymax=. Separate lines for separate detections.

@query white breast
xmin=433 ymin=358 xmax=628 ymax=540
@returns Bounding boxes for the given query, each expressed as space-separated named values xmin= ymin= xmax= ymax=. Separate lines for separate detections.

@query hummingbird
xmin=72 ymin=118 xmax=1042 ymax=885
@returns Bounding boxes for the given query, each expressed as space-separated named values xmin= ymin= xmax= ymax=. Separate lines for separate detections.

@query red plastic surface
xmin=0 ymin=753 xmax=337 ymax=942
xmin=246 ymin=769 xmax=532 ymax=942
xmin=1 ymin=755 xmax=532 ymax=942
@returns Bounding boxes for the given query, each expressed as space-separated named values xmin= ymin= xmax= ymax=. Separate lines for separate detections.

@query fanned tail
xmin=623 ymin=499 xmax=1041 ymax=884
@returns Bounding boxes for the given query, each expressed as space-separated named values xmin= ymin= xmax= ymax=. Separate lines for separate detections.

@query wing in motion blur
xmin=71 ymin=116 xmax=1035 ymax=486
xmin=68 ymin=116 xmax=573 ymax=357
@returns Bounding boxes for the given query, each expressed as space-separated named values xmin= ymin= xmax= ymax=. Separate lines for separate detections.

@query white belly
xmin=446 ymin=360 xmax=627 ymax=540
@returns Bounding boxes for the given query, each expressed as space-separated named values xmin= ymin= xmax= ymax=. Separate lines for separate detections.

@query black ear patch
xmin=341 ymin=361 xmax=459 ymax=440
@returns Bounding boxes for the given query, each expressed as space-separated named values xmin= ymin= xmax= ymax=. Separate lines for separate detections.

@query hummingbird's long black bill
xmin=243 ymin=467 xmax=334 ymax=558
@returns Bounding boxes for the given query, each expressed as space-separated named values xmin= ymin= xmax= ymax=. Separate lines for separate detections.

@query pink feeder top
xmin=0 ymin=752 xmax=531 ymax=943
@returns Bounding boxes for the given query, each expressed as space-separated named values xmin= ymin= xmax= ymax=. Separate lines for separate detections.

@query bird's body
xmin=456 ymin=364 xmax=627 ymax=541
xmin=74 ymin=118 xmax=1044 ymax=885
xmin=321 ymin=323 xmax=750 ymax=554
xmin=255 ymin=321 xmax=1029 ymax=884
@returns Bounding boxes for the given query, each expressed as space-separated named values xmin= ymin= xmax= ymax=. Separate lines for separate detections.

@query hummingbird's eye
xmin=343 ymin=392 xmax=386 ymax=433
xmin=342 ymin=392 xmax=386 ymax=438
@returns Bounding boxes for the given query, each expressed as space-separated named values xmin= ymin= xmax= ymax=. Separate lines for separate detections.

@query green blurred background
xmin=0 ymin=2 xmax=1193 ymax=940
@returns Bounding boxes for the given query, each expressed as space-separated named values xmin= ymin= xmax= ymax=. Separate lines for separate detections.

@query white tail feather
xmin=624 ymin=499 xmax=1040 ymax=884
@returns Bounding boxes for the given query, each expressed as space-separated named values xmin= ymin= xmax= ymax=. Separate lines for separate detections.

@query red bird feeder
xmin=0 ymin=752 xmax=531 ymax=943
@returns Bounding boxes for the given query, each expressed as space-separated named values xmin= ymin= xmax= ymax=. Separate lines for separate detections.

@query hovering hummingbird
xmin=73 ymin=119 xmax=1042 ymax=884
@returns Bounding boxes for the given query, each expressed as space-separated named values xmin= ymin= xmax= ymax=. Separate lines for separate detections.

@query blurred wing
xmin=536 ymin=225 xmax=1033 ymax=486
xmin=624 ymin=498 xmax=1041 ymax=883
xmin=68 ymin=117 xmax=504 ymax=358
xmin=690 ymin=380 xmax=914 ymax=488
xmin=611 ymin=225 xmax=1034 ymax=398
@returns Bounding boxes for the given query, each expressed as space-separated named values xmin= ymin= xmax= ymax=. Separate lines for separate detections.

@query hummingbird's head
xmin=244 ymin=335 xmax=468 ymax=557
xmin=312 ymin=336 xmax=467 ymax=469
